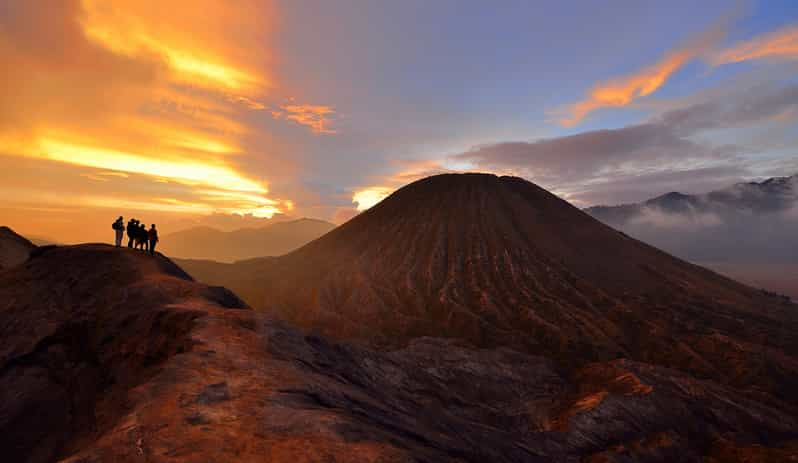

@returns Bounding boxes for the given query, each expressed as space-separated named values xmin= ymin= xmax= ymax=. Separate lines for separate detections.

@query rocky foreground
xmin=2 ymin=245 xmax=798 ymax=462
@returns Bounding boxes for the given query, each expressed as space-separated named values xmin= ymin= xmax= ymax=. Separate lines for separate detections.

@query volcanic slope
xmin=3 ymin=244 xmax=798 ymax=462
xmin=181 ymin=173 xmax=798 ymax=402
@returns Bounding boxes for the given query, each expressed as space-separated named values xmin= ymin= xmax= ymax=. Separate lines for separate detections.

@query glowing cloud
xmin=560 ymin=51 xmax=693 ymax=126
xmin=0 ymin=0 xmax=314 ymax=227
xmin=79 ymin=0 xmax=268 ymax=93
xmin=276 ymin=104 xmax=338 ymax=134
xmin=350 ymin=160 xmax=455 ymax=212
xmin=711 ymin=24 xmax=798 ymax=65
xmin=197 ymin=189 xmax=289 ymax=218
xmin=121 ymin=119 xmax=241 ymax=154
xmin=353 ymin=187 xmax=392 ymax=211
xmin=557 ymin=21 xmax=728 ymax=126
xmin=37 ymin=138 xmax=267 ymax=194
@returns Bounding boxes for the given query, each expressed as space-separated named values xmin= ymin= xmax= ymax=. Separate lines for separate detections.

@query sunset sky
xmin=2 ymin=0 xmax=798 ymax=242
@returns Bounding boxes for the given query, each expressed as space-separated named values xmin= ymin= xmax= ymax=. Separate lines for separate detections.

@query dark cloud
xmin=453 ymin=84 xmax=798 ymax=205
xmin=657 ymin=84 xmax=798 ymax=134
xmin=565 ymin=165 xmax=749 ymax=206
xmin=457 ymin=125 xmax=734 ymax=183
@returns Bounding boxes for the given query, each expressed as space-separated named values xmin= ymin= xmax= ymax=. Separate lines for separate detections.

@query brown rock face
xmin=181 ymin=174 xmax=798 ymax=400
xmin=2 ymin=244 xmax=798 ymax=462
xmin=0 ymin=245 xmax=247 ymax=462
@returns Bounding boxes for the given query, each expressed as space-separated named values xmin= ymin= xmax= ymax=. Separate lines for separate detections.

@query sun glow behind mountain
xmin=352 ymin=187 xmax=392 ymax=211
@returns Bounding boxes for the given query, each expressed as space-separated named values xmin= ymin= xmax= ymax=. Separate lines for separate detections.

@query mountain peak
xmin=649 ymin=191 xmax=690 ymax=202
xmin=342 ymin=172 xmax=568 ymax=233
xmin=375 ymin=172 xmax=542 ymax=202
xmin=183 ymin=174 xmax=797 ymax=399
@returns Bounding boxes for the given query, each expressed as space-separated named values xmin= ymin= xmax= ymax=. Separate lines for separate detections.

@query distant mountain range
xmin=587 ymin=174 xmax=798 ymax=228
xmin=159 ymin=217 xmax=335 ymax=262
xmin=586 ymin=174 xmax=798 ymax=298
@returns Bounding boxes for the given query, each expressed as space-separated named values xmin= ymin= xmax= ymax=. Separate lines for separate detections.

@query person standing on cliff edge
xmin=127 ymin=218 xmax=137 ymax=248
xmin=112 ymin=216 xmax=125 ymax=247
xmin=148 ymin=224 xmax=159 ymax=255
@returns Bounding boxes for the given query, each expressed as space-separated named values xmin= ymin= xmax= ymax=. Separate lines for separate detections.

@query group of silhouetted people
xmin=112 ymin=216 xmax=159 ymax=254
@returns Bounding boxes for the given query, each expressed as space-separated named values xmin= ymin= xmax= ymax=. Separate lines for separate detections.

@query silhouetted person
xmin=127 ymin=219 xmax=137 ymax=248
xmin=148 ymin=224 xmax=159 ymax=254
xmin=134 ymin=223 xmax=143 ymax=250
xmin=138 ymin=223 xmax=148 ymax=250
xmin=112 ymin=216 xmax=125 ymax=247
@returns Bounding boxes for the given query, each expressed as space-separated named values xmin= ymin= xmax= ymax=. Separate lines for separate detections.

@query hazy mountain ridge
xmin=586 ymin=174 xmax=798 ymax=298
xmin=159 ymin=217 xmax=335 ymax=262
xmin=587 ymin=174 xmax=798 ymax=224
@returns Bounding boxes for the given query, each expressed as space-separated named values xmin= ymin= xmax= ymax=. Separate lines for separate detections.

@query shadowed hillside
xmin=181 ymin=173 xmax=798 ymax=398
xmin=160 ymin=218 xmax=335 ymax=262
xmin=2 ymin=244 xmax=798 ymax=462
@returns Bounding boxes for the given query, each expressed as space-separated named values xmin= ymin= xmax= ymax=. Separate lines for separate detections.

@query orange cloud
xmin=711 ymin=24 xmax=798 ymax=65
xmin=277 ymin=104 xmax=338 ymax=134
xmin=36 ymin=138 xmax=266 ymax=193
xmin=79 ymin=0 xmax=272 ymax=94
xmin=332 ymin=207 xmax=359 ymax=224
xmin=560 ymin=51 xmax=693 ymax=126
xmin=557 ymin=21 xmax=728 ymax=126
xmin=351 ymin=160 xmax=454 ymax=211
xmin=352 ymin=187 xmax=392 ymax=211
xmin=0 ymin=0 xmax=313 ymax=229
